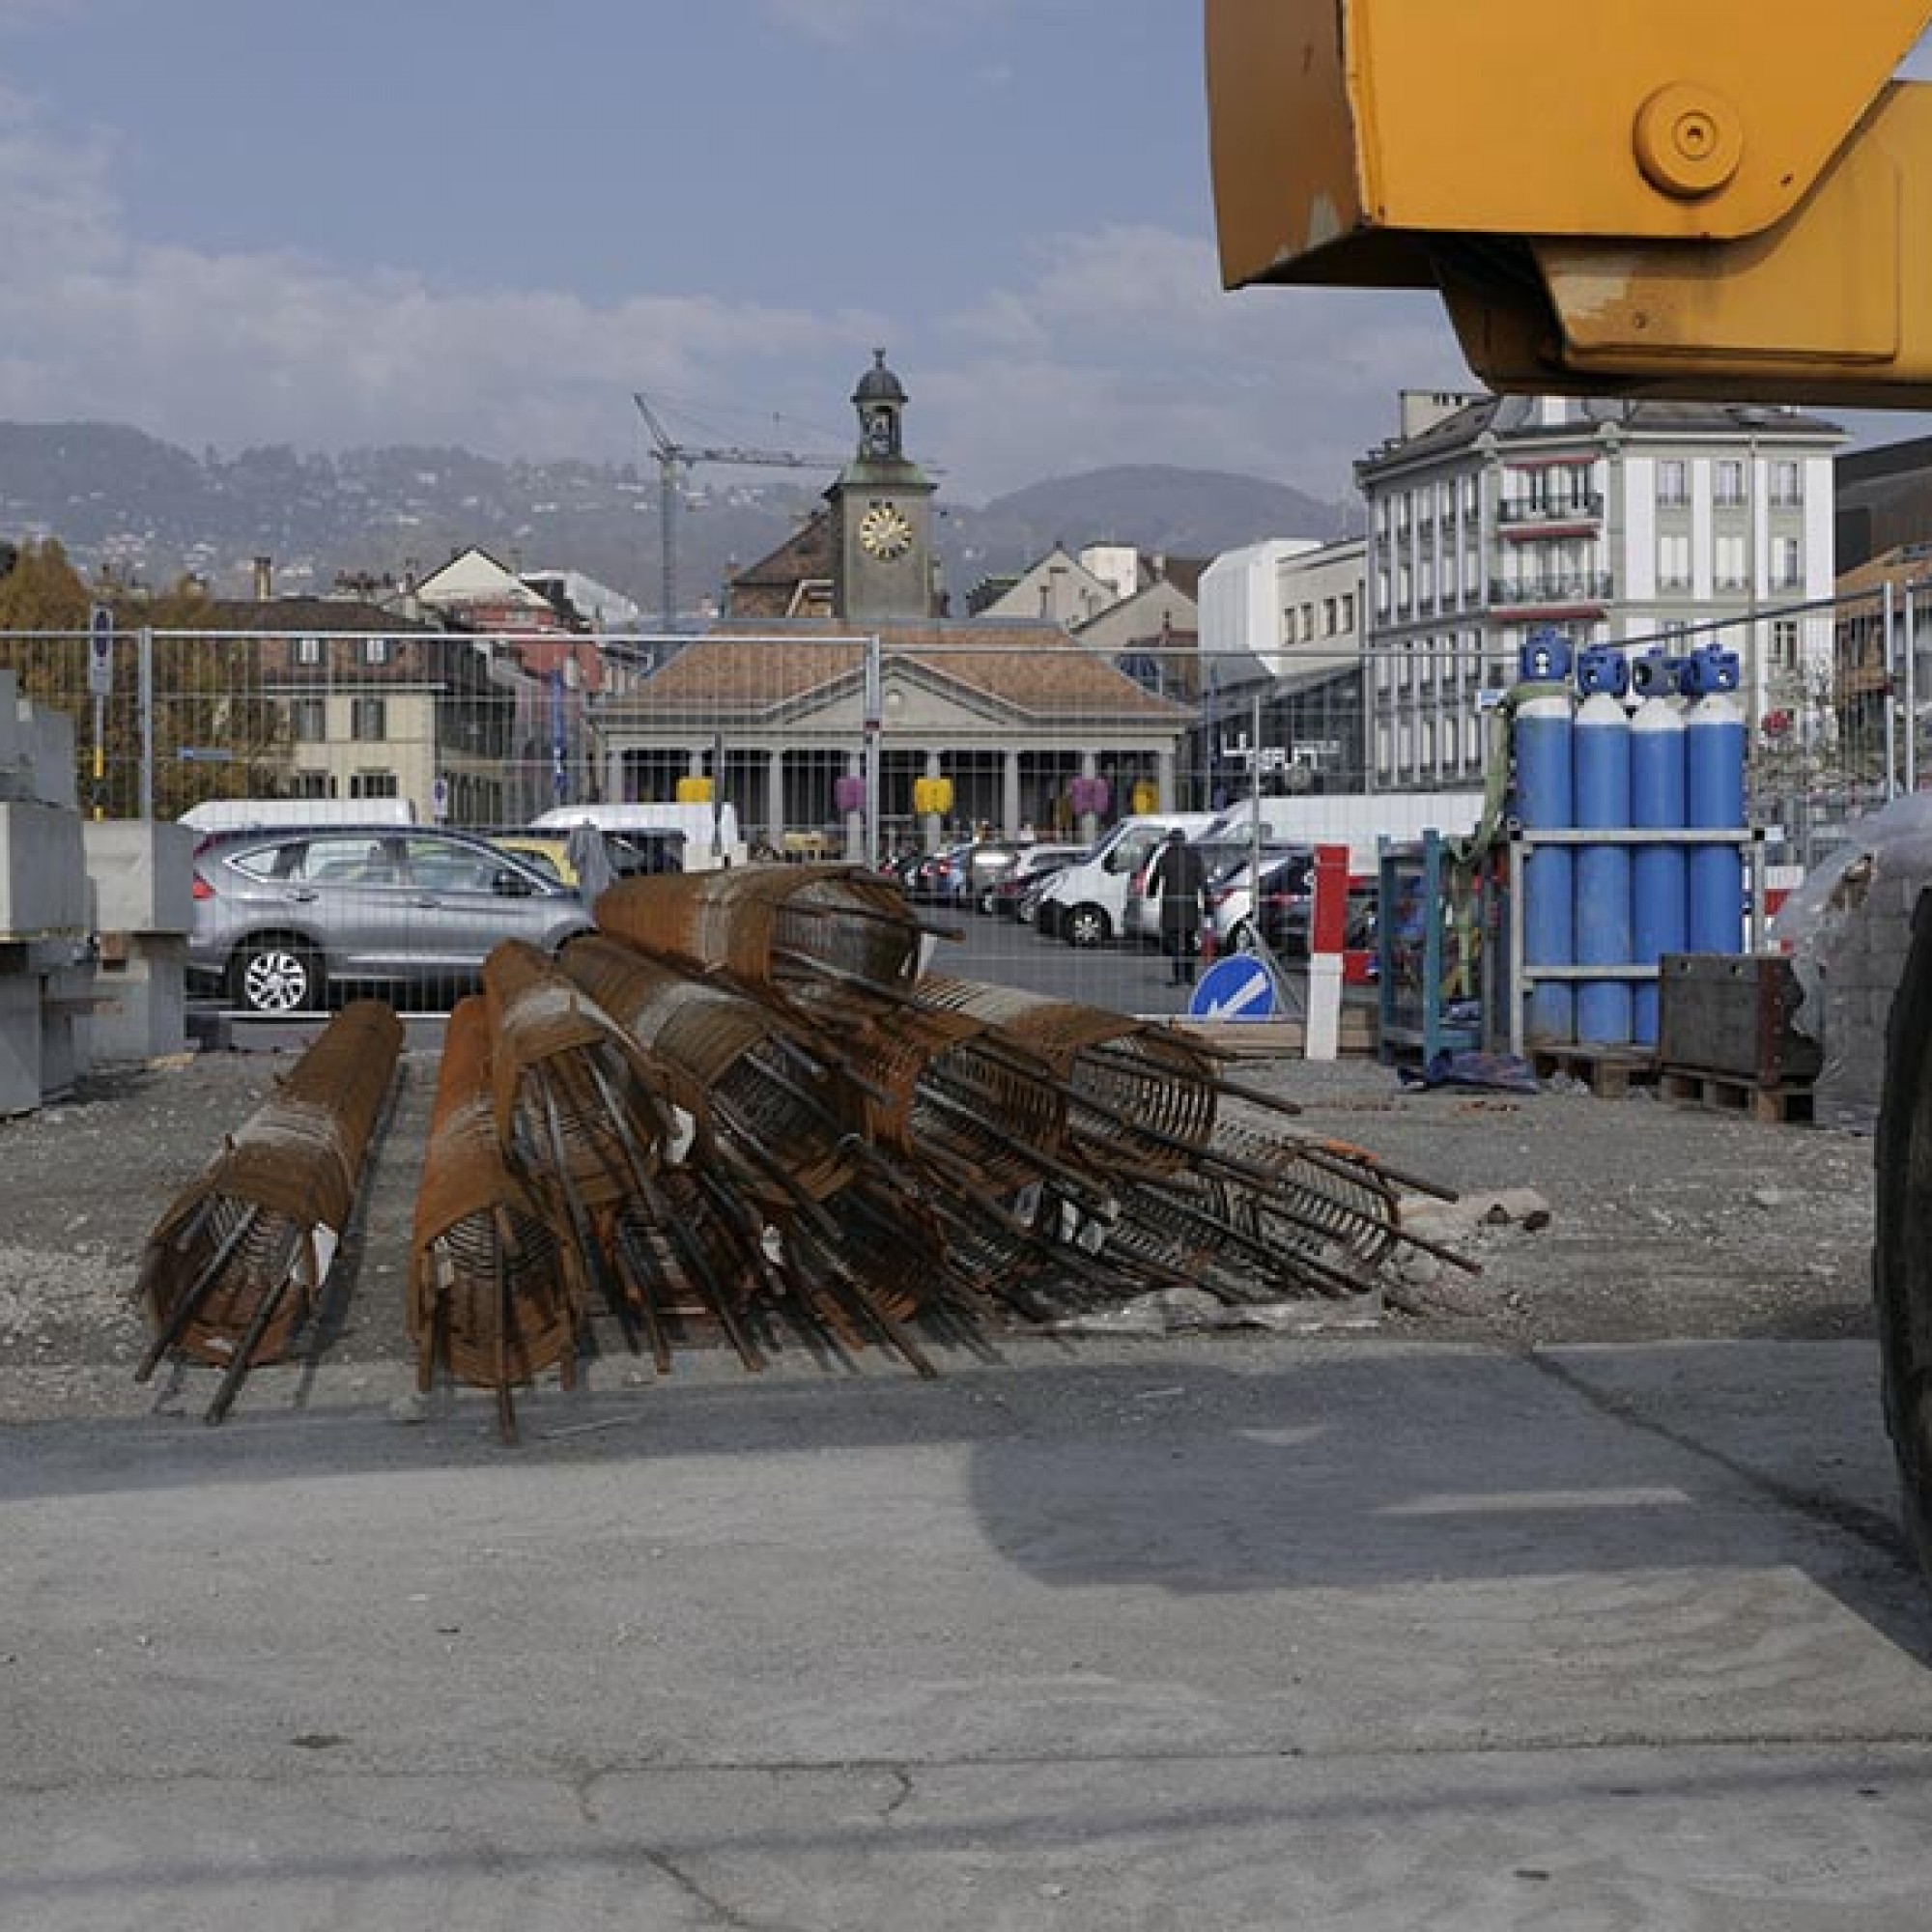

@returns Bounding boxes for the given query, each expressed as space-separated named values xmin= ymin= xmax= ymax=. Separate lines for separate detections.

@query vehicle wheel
xmin=1064 ymin=903 xmax=1109 ymax=949
xmin=228 ymin=940 xmax=321 ymax=1015
xmin=1877 ymin=885 xmax=1932 ymax=1583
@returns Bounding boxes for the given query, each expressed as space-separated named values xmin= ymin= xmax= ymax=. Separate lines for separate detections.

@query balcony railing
xmin=1488 ymin=574 xmax=1615 ymax=609
xmin=1496 ymin=492 xmax=1604 ymax=526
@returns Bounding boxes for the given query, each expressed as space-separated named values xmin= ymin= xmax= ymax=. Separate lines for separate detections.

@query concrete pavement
xmin=6 ymin=1334 xmax=1932 ymax=1928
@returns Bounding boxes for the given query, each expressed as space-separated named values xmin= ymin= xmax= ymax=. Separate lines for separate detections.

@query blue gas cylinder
xmin=1574 ymin=664 xmax=1633 ymax=1048
xmin=1630 ymin=683 xmax=1688 ymax=1046
xmin=1516 ymin=682 xmax=1576 ymax=1045
xmin=1684 ymin=648 xmax=1747 ymax=954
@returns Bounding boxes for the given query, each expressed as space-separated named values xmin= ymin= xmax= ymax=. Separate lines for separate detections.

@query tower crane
xmin=632 ymin=393 xmax=845 ymax=632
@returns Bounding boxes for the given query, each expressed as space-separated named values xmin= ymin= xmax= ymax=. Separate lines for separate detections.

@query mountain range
xmin=0 ymin=422 xmax=1352 ymax=618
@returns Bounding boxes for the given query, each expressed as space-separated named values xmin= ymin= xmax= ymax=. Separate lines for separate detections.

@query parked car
xmin=187 ymin=824 xmax=594 ymax=1015
xmin=1208 ymin=849 xmax=1316 ymax=954
xmin=1212 ymin=852 xmax=1377 ymax=960
xmin=988 ymin=841 xmax=1087 ymax=918
xmin=485 ymin=826 xmax=683 ymax=889
xmin=1123 ymin=835 xmax=1293 ymax=951
xmin=904 ymin=838 xmax=1027 ymax=908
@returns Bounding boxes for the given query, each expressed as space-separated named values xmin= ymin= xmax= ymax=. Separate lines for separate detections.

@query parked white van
xmin=529 ymin=801 xmax=746 ymax=870
xmin=1035 ymin=811 xmax=1220 ymax=948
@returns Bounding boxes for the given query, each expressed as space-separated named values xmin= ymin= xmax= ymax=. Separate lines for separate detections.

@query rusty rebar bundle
xmin=411 ymin=995 xmax=584 ymax=1442
xmin=134 ymin=998 xmax=401 ymax=1421
xmin=594 ymin=863 xmax=923 ymax=1004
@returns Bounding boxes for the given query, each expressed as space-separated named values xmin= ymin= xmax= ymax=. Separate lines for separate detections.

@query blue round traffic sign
xmin=1187 ymin=954 xmax=1279 ymax=1021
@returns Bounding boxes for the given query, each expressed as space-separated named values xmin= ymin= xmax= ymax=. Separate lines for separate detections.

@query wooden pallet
xmin=1527 ymin=1044 xmax=1660 ymax=1099
xmin=1659 ymin=1066 xmax=1815 ymax=1125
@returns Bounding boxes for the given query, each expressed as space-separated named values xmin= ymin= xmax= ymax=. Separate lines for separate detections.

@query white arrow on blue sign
xmin=1187 ymin=954 xmax=1279 ymax=1021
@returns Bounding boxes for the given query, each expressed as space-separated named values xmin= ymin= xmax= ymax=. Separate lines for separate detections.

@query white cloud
xmin=0 ymin=85 xmax=1469 ymax=512
xmin=922 ymin=222 xmax=1471 ymax=502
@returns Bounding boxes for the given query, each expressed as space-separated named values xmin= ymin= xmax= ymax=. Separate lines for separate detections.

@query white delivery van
xmin=180 ymin=797 xmax=416 ymax=834
xmin=529 ymin=801 xmax=747 ymax=871
xmin=1035 ymin=811 xmax=1220 ymax=948
xmin=1201 ymin=792 xmax=1483 ymax=868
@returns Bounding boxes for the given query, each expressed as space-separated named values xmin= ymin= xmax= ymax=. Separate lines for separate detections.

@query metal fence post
xmin=138 ymin=625 xmax=155 ymax=820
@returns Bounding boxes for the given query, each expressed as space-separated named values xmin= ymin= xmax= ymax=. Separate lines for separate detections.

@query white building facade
xmin=1357 ymin=393 xmax=1844 ymax=791
xmin=1198 ymin=536 xmax=1367 ymax=791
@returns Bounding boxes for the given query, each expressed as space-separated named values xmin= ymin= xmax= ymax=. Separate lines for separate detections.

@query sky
xmin=0 ymin=1 xmax=1926 ymax=510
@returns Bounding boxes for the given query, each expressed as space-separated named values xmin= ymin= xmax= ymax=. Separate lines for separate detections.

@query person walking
xmin=1148 ymin=828 xmax=1208 ymax=986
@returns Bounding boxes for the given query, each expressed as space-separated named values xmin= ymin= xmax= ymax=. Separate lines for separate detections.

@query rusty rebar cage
xmin=558 ymin=932 xmax=860 ymax=1206
xmin=411 ymin=994 xmax=583 ymax=1440
xmin=134 ymin=998 xmax=401 ymax=1418
xmin=918 ymin=974 xmax=1224 ymax=1177
xmin=593 ymin=864 xmax=923 ymax=999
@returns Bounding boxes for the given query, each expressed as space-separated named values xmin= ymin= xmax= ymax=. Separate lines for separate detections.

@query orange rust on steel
xmin=594 ymin=865 xmax=922 ymax=994
xmin=136 ymin=998 xmax=401 ymax=1373
xmin=919 ymin=974 xmax=1223 ymax=1175
xmin=483 ymin=939 xmax=669 ymax=1216
xmin=410 ymin=995 xmax=583 ymax=1431
xmin=559 ymin=934 xmax=860 ymax=1203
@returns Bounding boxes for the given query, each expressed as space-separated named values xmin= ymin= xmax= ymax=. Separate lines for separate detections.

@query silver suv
xmin=188 ymin=825 xmax=593 ymax=1014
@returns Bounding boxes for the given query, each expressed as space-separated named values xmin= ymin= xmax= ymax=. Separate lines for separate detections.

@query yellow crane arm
xmin=1206 ymin=0 xmax=1932 ymax=403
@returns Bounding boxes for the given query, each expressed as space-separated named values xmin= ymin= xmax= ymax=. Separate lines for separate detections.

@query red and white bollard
xmin=1304 ymin=842 xmax=1350 ymax=1062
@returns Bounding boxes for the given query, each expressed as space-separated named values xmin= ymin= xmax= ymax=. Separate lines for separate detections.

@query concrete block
xmin=0 ymin=668 xmax=20 ymax=786
xmin=0 ymin=803 xmax=87 ymax=936
xmin=0 ymin=971 xmax=39 ymax=1113
xmin=17 ymin=701 xmax=75 ymax=810
xmin=83 ymin=820 xmax=194 ymax=934
xmin=81 ymin=942 xmax=187 ymax=1064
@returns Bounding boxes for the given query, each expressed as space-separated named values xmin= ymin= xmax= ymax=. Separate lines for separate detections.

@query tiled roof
xmin=626 ymin=619 xmax=1193 ymax=724
xmin=195 ymin=597 xmax=440 ymax=634
xmin=1363 ymin=396 xmax=1845 ymax=471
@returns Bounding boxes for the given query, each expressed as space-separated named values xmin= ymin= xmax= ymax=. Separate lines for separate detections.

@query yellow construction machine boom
xmin=1206 ymin=0 xmax=1932 ymax=404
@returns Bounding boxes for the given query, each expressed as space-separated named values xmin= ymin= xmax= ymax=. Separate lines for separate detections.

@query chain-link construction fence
xmin=0 ymin=603 xmax=1923 ymax=1009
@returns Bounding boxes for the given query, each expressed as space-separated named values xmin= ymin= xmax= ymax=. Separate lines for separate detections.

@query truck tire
xmin=1876 ymin=884 xmax=1932 ymax=1581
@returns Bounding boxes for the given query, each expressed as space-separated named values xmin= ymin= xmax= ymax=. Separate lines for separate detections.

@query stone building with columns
xmin=592 ymin=353 xmax=1195 ymax=846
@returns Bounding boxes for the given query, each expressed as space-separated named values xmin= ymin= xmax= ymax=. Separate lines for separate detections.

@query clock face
xmin=858 ymin=500 xmax=914 ymax=561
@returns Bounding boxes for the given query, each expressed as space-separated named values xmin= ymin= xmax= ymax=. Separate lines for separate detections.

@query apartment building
xmin=1357 ymin=392 xmax=1843 ymax=790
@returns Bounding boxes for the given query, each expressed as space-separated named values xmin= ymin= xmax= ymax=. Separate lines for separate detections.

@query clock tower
xmin=830 ymin=349 xmax=938 ymax=621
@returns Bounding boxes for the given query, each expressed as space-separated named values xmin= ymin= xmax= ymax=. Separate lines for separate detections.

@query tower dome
xmin=853 ymin=348 xmax=907 ymax=407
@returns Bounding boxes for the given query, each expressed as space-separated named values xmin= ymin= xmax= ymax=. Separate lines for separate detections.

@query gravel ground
xmin=0 ymin=1040 xmax=1878 ymax=1424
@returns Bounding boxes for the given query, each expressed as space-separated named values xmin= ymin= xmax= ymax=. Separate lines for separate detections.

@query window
xmin=1772 ymin=535 xmax=1803 ymax=589
xmin=298 ymin=836 xmax=396 ymax=885
xmin=1771 ymin=460 xmax=1802 ymax=508
xmin=289 ymin=697 xmax=325 ymax=742
xmin=1658 ymin=533 xmax=1691 ymax=589
xmin=1419 ymin=559 xmax=1435 ymax=606
xmin=363 ymin=636 xmax=391 ymax=667
xmin=351 ymin=696 xmax=386 ymax=742
xmin=1340 ymin=590 xmax=1355 ymax=631
xmin=1771 ymin=618 xmax=1800 ymax=671
xmin=1714 ymin=533 xmax=1747 ymax=589
xmin=1397 ymin=563 xmax=1411 ymax=611
xmin=1322 ymin=596 xmax=1337 ymax=635
xmin=1714 ymin=459 xmax=1746 ymax=506
xmin=350 ymin=771 xmax=398 ymax=800
xmin=290 ymin=770 xmax=332 ymax=799
xmin=294 ymin=635 xmax=322 ymax=667
xmin=402 ymin=834 xmax=493 ymax=892
xmin=1657 ymin=460 xmax=1689 ymax=507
